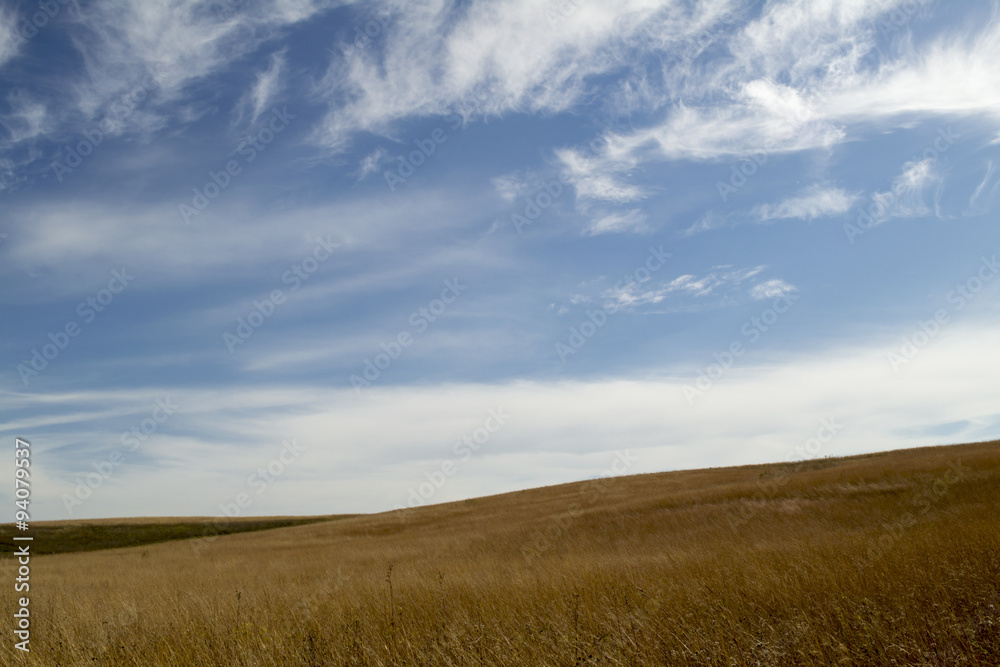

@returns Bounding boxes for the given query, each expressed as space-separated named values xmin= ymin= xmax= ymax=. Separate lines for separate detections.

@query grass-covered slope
xmin=3 ymin=440 xmax=998 ymax=665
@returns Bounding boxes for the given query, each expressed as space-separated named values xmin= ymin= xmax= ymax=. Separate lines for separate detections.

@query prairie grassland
xmin=3 ymin=441 xmax=999 ymax=666
xmin=0 ymin=516 xmax=350 ymax=556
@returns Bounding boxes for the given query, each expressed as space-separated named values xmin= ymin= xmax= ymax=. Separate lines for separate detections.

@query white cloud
xmin=897 ymin=157 xmax=936 ymax=190
xmin=8 ymin=320 xmax=1000 ymax=519
xmin=666 ymin=265 xmax=764 ymax=297
xmin=681 ymin=210 xmax=728 ymax=237
xmin=533 ymin=2 xmax=938 ymax=192
xmin=968 ymin=160 xmax=998 ymax=214
xmin=311 ymin=0 xmax=742 ymax=149
xmin=0 ymin=5 xmax=23 ymax=69
xmin=491 ymin=173 xmax=533 ymax=202
xmin=0 ymin=185 xmax=498 ymax=300
xmin=864 ymin=158 xmax=939 ymax=226
xmin=603 ymin=80 xmax=845 ymax=164
xmin=0 ymin=92 xmax=49 ymax=190
xmin=0 ymin=91 xmax=50 ymax=144
xmin=63 ymin=0 xmax=339 ymax=133
xmin=731 ymin=0 xmax=904 ymax=86
xmin=663 ymin=274 xmax=717 ymax=298
xmin=556 ymin=146 xmax=647 ymax=204
xmin=601 ymin=264 xmax=766 ymax=310
xmin=234 ymin=51 xmax=287 ymax=127
xmin=754 ymin=186 xmax=858 ymax=222
xmin=585 ymin=208 xmax=648 ymax=236
xmin=355 ymin=147 xmax=388 ymax=181
xmin=2 ymin=1 xmax=347 ymax=183
xmin=750 ymin=278 xmax=797 ymax=300
xmin=603 ymin=284 xmax=667 ymax=309
xmin=569 ymin=1 xmax=1000 ymax=198
xmin=822 ymin=14 xmax=1000 ymax=123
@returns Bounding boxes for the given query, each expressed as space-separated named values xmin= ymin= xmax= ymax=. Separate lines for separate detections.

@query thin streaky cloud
xmin=754 ymin=186 xmax=858 ymax=222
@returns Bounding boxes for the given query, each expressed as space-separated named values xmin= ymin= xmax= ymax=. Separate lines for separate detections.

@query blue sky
xmin=2 ymin=0 xmax=999 ymax=520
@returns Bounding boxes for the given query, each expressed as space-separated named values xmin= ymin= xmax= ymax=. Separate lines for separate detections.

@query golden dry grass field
xmin=3 ymin=440 xmax=999 ymax=666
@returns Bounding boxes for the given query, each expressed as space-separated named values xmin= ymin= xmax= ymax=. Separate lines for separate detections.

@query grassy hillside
xmin=3 ymin=440 xmax=998 ymax=666
xmin=0 ymin=515 xmax=351 ymax=556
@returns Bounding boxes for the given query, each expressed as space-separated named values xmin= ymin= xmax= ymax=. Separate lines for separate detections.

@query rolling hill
xmin=3 ymin=440 xmax=998 ymax=665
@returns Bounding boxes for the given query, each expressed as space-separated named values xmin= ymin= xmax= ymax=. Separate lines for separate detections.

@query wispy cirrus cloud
xmin=0 ymin=91 xmax=50 ymax=191
xmin=750 ymin=278 xmax=797 ymax=300
xmin=311 ymin=0 xmax=742 ymax=149
xmin=0 ymin=185 xmax=496 ymax=299
xmin=355 ymin=147 xmax=388 ymax=181
xmin=69 ymin=0 xmax=337 ymax=107
xmin=556 ymin=146 xmax=648 ymax=204
xmin=754 ymin=185 xmax=858 ymax=222
xmin=968 ymin=160 xmax=999 ymax=214
xmin=865 ymin=158 xmax=940 ymax=226
xmin=233 ymin=50 xmax=287 ymax=127
xmin=575 ymin=1 xmax=1000 ymax=200
xmin=598 ymin=264 xmax=769 ymax=312
xmin=2 ymin=0 xmax=343 ymax=154
xmin=0 ymin=91 xmax=50 ymax=145
xmin=584 ymin=208 xmax=648 ymax=236
xmin=0 ymin=5 xmax=23 ymax=69
xmin=659 ymin=265 xmax=766 ymax=298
